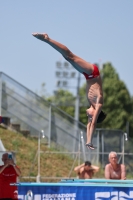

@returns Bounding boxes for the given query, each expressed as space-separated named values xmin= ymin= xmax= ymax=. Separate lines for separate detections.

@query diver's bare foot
xmin=32 ymin=33 xmax=49 ymax=41
xmin=86 ymin=143 xmax=95 ymax=150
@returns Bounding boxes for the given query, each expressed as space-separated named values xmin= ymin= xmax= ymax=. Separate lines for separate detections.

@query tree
xmin=100 ymin=62 xmax=133 ymax=137
xmin=47 ymin=89 xmax=75 ymax=117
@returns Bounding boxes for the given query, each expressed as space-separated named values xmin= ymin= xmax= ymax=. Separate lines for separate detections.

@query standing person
xmin=32 ymin=33 xmax=106 ymax=150
xmin=74 ymin=161 xmax=99 ymax=179
xmin=0 ymin=152 xmax=21 ymax=200
xmin=104 ymin=151 xmax=126 ymax=180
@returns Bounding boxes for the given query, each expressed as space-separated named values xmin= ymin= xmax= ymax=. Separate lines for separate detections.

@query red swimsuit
xmin=83 ymin=64 xmax=100 ymax=80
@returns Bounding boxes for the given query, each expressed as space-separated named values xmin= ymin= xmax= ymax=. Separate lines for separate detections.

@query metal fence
xmin=0 ymin=72 xmax=87 ymax=153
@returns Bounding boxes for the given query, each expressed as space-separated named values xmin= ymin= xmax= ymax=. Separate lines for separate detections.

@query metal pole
xmin=48 ymin=106 xmax=51 ymax=148
xmin=118 ymin=132 xmax=128 ymax=164
xmin=122 ymin=133 xmax=128 ymax=164
xmin=75 ymin=72 xmax=80 ymax=124
xmin=101 ymin=132 xmax=104 ymax=168
xmin=36 ymin=132 xmax=40 ymax=182
xmin=126 ymin=122 xmax=129 ymax=138
xmin=81 ymin=131 xmax=86 ymax=162
xmin=73 ymin=72 xmax=80 ymax=153
xmin=78 ymin=132 xmax=81 ymax=165
xmin=97 ymin=130 xmax=100 ymax=165
xmin=122 ymin=133 xmax=124 ymax=164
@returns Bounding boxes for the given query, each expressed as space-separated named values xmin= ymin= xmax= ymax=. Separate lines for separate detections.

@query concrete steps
xmin=0 ymin=116 xmax=30 ymax=137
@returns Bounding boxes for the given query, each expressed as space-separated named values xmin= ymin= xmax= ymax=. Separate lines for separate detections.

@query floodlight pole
xmin=73 ymin=72 xmax=80 ymax=152
xmin=55 ymin=61 xmax=81 ymax=152
xmin=74 ymin=72 xmax=80 ymax=125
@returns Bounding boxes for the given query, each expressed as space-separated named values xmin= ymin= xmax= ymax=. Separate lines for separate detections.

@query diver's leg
xmin=32 ymin=33 xmax=94 ymax=74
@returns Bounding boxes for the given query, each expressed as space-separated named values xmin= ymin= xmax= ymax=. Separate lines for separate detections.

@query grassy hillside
xmin=0 ymin=127 xmax=104 ymax=182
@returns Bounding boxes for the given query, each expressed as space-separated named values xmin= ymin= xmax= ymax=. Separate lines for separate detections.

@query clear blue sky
xmin=0 ymin=0 xmax=133 ymax=97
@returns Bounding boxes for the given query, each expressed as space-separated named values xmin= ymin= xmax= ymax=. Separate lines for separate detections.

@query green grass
xmin=2 ymin=127 xmax=132 ymax=182
xmin=0 ymin=127 xmax=87 ymax=182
